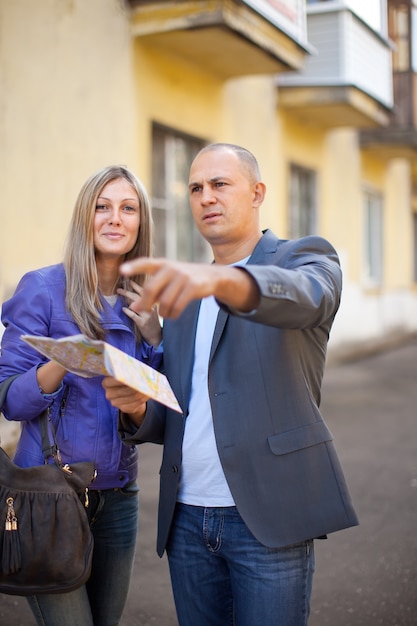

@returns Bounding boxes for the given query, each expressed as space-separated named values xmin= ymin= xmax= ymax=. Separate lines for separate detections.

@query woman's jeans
xmin=166 ymin=503 xmax=315 ymax=626
xmin=27 ymin=481 xmax=139 ymax=626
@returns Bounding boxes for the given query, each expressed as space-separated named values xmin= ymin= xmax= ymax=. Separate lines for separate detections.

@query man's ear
xmin=253 ymin=182 xmax=266 ymax=207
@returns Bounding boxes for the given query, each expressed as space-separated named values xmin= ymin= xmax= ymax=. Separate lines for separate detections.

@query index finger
xmin=120 ymin=257 xmax=164 ymax=277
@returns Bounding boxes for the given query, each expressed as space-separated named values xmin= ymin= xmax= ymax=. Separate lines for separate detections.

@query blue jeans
xmin=27 ymin=481 xmax=139 ymax=626
xmin=166 ymin=503 xmax=315 ymax=626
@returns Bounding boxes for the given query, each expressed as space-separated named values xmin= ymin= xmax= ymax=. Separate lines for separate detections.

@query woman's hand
xmin=36 ymin=360 xmax=67 ymax=394
xmin=102 ymin=376 xmax=149 ymax=427
xmin=118 ymin=280 xmax=162 ymax=347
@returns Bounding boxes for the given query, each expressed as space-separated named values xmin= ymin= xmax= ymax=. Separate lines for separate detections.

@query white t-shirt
xmin=103 ymin=294 xmax=118 ymax=307
xmin=177 ymin=294 xmax=235 ymax=506
xmin=177 ymin=257 xmax=251 ymax=506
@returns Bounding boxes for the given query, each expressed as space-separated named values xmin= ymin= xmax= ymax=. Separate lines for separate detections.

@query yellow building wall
xmin=133 ymin=52 xmax=283 ymax=236
xmin=133 ymin=40 xmax=224 ymax=183
xmin=360 ymin=153 xmax=413 ymax=290
xmin=383 ymin=159 xmax=413 ymax=289
xmin=221 ymin=75 xmax=282 ymax=233
xmin=0 ymin=0 xmax=415 ymax=345
xmin=321 ymin=129 xmax=362 ymax=284
xmin=0 ymin=0 xmax=139 ymax=301
xmin=0 ymin=1 xmax=285 ymax=302
xmin=277 ymin=110 xmax=329 ymax=239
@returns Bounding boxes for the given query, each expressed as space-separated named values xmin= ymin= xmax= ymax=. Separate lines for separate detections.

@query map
xmin=21 ymin=334 xmax=181 ymax=413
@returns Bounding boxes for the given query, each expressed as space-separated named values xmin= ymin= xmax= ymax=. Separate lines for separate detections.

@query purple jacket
xmin=0 ymin=264 xmax=162 ymax=489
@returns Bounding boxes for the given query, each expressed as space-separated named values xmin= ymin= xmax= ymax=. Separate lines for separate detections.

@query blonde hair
xmin=63 ymin=165 xmax=153 ymax=339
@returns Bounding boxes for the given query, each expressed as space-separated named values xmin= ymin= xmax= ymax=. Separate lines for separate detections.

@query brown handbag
xmin=0 ymin=374 xmax=96 ymax=595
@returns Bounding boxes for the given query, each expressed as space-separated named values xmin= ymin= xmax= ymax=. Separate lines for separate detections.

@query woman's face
xmin=93 ymin=177 xmax=140 ymax=261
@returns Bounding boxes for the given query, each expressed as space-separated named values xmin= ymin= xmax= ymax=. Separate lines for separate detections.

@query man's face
xmin=188 ymin=149 xmax=260 ymax=248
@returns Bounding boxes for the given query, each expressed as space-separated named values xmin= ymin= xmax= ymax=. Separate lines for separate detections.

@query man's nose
xmin=200 ymin=186 xmax=216 ymax=204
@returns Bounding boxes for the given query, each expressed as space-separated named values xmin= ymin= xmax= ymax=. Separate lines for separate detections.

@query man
xmin=104 ymin=143 xmax=358 ymax=625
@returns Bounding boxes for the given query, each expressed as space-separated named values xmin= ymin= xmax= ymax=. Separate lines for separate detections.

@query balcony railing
xmin=277 ymin=3 xmax=394 ymax=127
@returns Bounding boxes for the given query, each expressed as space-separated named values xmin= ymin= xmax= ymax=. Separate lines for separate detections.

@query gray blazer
xmin=120 ymin=230 xmax=358 ymax=557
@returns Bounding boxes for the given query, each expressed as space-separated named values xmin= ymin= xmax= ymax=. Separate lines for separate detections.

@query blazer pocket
xmin=268 ymin=421 xmax=333 ymax=456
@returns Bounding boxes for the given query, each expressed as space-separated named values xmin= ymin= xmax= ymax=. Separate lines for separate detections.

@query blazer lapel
xmin=248 ymin=229 xmax=280 ymax=265
xmin=210 ymin=307 xmax=229 ymax=362
xmin=208 ymin=235 xmax=277 ymax=360
xmin=208 ymin=234 xmax=278 ymax=362
xmin=172 ymin=299 xmax=200 ymax=410
xmin=184 ymin=231 xmax=282 ymax=371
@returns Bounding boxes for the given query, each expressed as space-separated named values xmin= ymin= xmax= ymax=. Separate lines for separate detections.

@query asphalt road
xmin=1 ymin=338 xmax=416 ymax=625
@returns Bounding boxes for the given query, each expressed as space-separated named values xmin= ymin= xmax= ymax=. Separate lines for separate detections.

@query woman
xmin=0 ymin=165 xmax=162 ymax=626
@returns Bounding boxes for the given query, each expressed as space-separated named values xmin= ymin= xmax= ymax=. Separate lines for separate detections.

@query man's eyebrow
xmin=188 ymin=176 xmax=225 ymax=188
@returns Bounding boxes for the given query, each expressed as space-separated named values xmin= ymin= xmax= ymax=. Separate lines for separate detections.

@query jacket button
xmin=172 ymin=466 xmax=179 ymax=473
xmin=269 ymin=283 xmax=287 ymax=295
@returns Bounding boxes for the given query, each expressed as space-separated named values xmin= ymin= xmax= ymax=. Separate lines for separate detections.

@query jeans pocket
xmin=119 ymin=480 xmax=139 ymax=497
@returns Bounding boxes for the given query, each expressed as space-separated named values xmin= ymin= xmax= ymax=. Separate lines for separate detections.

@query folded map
xmin=22 ymin=333 xmax=181 ymax=413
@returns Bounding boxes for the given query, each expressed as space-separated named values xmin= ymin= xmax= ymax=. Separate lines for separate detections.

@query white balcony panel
xmin=278 ymin=7 xmax=393 ymax=109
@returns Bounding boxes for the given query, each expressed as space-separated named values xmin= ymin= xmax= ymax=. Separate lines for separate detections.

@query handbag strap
xmin=0 ymin=373 xmax=62 ymax=466
xmin=0 ymin=374 xmax=21 ymax=409
xmin=39 ymin=408 xmax=61 ymax=464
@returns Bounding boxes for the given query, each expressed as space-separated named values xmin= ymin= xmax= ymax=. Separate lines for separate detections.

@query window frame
xmin=151 ymin=123 xmax=210 ymax=262
xmin=288 ymin=163 xmax=318 ymax=239
xmin=363 ymin=188 xmax=384 ymax=287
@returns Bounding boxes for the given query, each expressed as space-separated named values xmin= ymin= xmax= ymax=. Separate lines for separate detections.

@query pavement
xmin=1 ymin=336 xmax=416 ymax=625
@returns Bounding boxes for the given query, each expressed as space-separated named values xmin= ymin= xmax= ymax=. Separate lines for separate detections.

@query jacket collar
xmin=100 ymin=295 xmax=134 ymax=333
xmin=248 ymin=229 xmax=281 ymax=264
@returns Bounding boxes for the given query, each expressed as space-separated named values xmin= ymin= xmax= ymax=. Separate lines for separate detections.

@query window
xmin=288 ymin=164 xmax=317 ymax=238
xmin=363 ymin=190 xmax=384 ymax=286
xmin=151 ymin=125 xmax=210 ymax=262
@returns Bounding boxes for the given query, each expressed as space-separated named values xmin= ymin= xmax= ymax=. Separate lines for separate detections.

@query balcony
xmin=360 ymin=0 xmax=417 ymax=180
xmin=276 ymin=2 xmax=394 ymax=128
xmin=128 ymin=0 xmax=311 ymax=79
